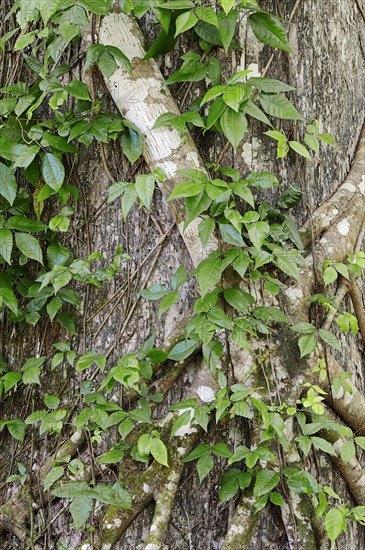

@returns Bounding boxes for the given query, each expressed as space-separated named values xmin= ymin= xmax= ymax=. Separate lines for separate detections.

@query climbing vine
xmin=0 ymin=1 xmax=365 ymax=548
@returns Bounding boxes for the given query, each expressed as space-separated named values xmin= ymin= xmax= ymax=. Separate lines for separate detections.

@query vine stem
xmin=87 ymin=223 xmax=174 ymax=323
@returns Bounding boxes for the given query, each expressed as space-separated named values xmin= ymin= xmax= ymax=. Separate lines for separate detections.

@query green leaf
xmin=97 ymin=449 xmax=124 ymax=464
xmin=325 ymin=508 xmax=345 ymax=543
xmin=217 ymin=10 xmax=238 ymax=51
xmin=151 ymin=437 xmax=169 ymax=467
xmin=212 ymin=442 xmax=232 ymax=458
xmin=120 ymin=126 xmax=143 ymax=164
xmin=171 ymin=410 xmax=192 ymax=438
xmin=64 ymin=80 xmax=91 ymax=101
xmin=289 ymin=141 xmax=311 ymax=159
xmin=194 ymin=405 xmax=210 ymax=432
xmin=106 ymin=45 xmax=132 ymax=74
xmin=318 ymin=329 xmax=341 ymax=351
xmin=51 ymin=481 xmax=89 ymax=499
xmin=97 ymin=51 xmax=117 ymax=79
xmin=231 ymin=182 xmax=255 ymax=207
xmin=355 ymin=436 xmax=365 ymax=450
xmin=340 ymin=440 xmax=356 ymax=463
xmin=69 ymin=494 xmax=93 ymax=530
xmin=140 ymin=284 xmax=169 ymax=300
xmin=0 ymin=229 xmax=13 ymax=264
xmin=59 ymin=23 xmax=81 ymax=43
xmin=247 ymin=221 xmax=270 ymax=249
xmin=41 ymin=153 xmax=65 ymax=191
xmin=195 ymin=253 xmax=223 ymax=296
xmin=219 ymin=469 xmax=240 ymax=502
xmin=249 ymin=13 xmax=291 ymax=52
xmin=298 ymin=334 xmax=317 ymax=358
xmin=273 ymin=254 xmax=300 ymax=279
xmin=259 ymin=94 xmax=303 ymax=120
xmin=318 ymin=133 xmax=336 ymax=144
xmin=159 ymin=290 xmax=179 ymax=315
xmin=168 ymin=339 xmax=199 ymax=361
xmin=22 ymin=365 xmax=41 ymax=385
xmin=243 ymin=100 xmax=273 ymax=127
xmin=80 ymin=0 xmax=112 ymax=15
xmin=304 ymin=133 xmax=319 ymax=154
xmin=107 ymin=181 xmax=128 ymax=203
xmin=144 ymin=27 xmax=178 ymax=60
xmin=0 ymin=162 xmax=17 ymax=205
xmin=196 ymin=453 xmax=214 ymax=482
xmin=253 ymin=306 xmax=289 ymax=324
xmin=168 ymin=181 xmax=203 ymax=200
xmin=5 ymin=216 xmax=47 ymax=232
xmin=334 ymin=262 xmax=349 ymax=279
xmin=185 ymin=190 xmax=212 ymax=227
xmin=118 ymin=418 xmax=134 ymax=440
xmin=7 ymin=420 xmax=25 ymax=441
xmin=175 ymin=11 xmax=198 ymax=36
xmin=47 ymin=296 xmax=63 ymax=321
xmin=14 ymin=31 xmax=37 ymax=51
xmin=253 ymin=469 xmax=280 ymax=498
xmin=2 ymin=372 xmax=21 ymax=393
xmin=44 ymin=466 xmax=64 ymax=491
xmin=323 ymin=266 xmax=338 ymax=286
xmin=248 ymin=77 xmax=295 ymax=93
xmin=270 ymin=491 xmax=285 ymax=506
xmin=224 ymin=288 xmax=254 ymax=313
xmin=223 ymin=85 xmax=249 ymax=112
xmin=201 ymin=86 xmax=227 ymax=105
xmin=196 ymin=7 xmax=218 ymax=28
xmin=220 ymin=109 xmax=248 ymax=151
xmin=290 ymin=322 xmax=316 ymax=334
xmin=282 ymin=216 xmax=303 ymax=249
xmin=121 ymin=185 xmax=137 ymax=221
xmin=219 ymin=224 xmax=245 ymax=246
xmin=278 ymin=186 xmax=302 ymax=209
xmin=311 ymin=436 xmax=336 ymax=456
xmin=198 ymin=218 xmax=215 ymax=247
xmin=183 ymin=444 xmax=211 ymax=462
xmin=44 ymin=394 xmax=60 ymax=410
xmin=135 ymin=174 xmax=156 ymax=209
xmin=15 ymin=233 xmax=43 ymax=264
xmin=159 ymin=0 xmax=194 ymax=8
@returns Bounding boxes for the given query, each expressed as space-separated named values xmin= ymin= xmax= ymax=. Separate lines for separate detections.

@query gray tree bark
xmin=1 ymin=1 xmax=365 ymax=549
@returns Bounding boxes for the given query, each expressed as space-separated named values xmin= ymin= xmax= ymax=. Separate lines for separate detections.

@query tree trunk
xmin=1 ymin=1 xmax=364 ymax=549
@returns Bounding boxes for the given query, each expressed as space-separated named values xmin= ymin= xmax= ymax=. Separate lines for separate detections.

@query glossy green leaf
xmin=175 ymin=11 xmax=198 ymax=36
xmin=196 ymin=453 xmax=213 ymax=482
xmin=253 ymin=469 xmax=280 ymax=498
xmin=198 ymin=218 xmax=215 ymax=247
xmin=135 ymin=174 xmax=156 ymax=209
xmin=220 ymin=109 xmax=248 ymax=151
xmin=168 ymin=339 xmax=199 ymax=361
xmin=317 ymin=329 xmax=341 ymax=351
xmin=0 ymin=229 xmax=13 ymax=264
xmin=151 ymin=437 xmax=169 ymax=467
xmin=69 ymin=494 xmax=93 ymax=530
xmin=0 ymin=162 xmax=17 ymax=205
xmin=325 ymin=508 xmax=345 ymax=543
xmin=298 ymin=333 xmax=316 ymax=358
xmin=41 ymin=153 xmax=65 ymax=191
xmin=44 ymin=466 xmax=64 ymax=491
xmin=289 ymin=141 xmax=311 ymax=159
xmin=247 ymin=221 xmax=270 ymax=249
xmin=15 ymin=233 xmax=43 ymax=264
xmin=249 ymin=13 xmax=291 ymax=52
xmin=259 ymin=94 xmax=303 ymax=120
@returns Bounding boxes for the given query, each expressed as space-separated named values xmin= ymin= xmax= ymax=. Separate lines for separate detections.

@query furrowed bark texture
xmin=1 ymin=0 xmax=365 ymax=549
